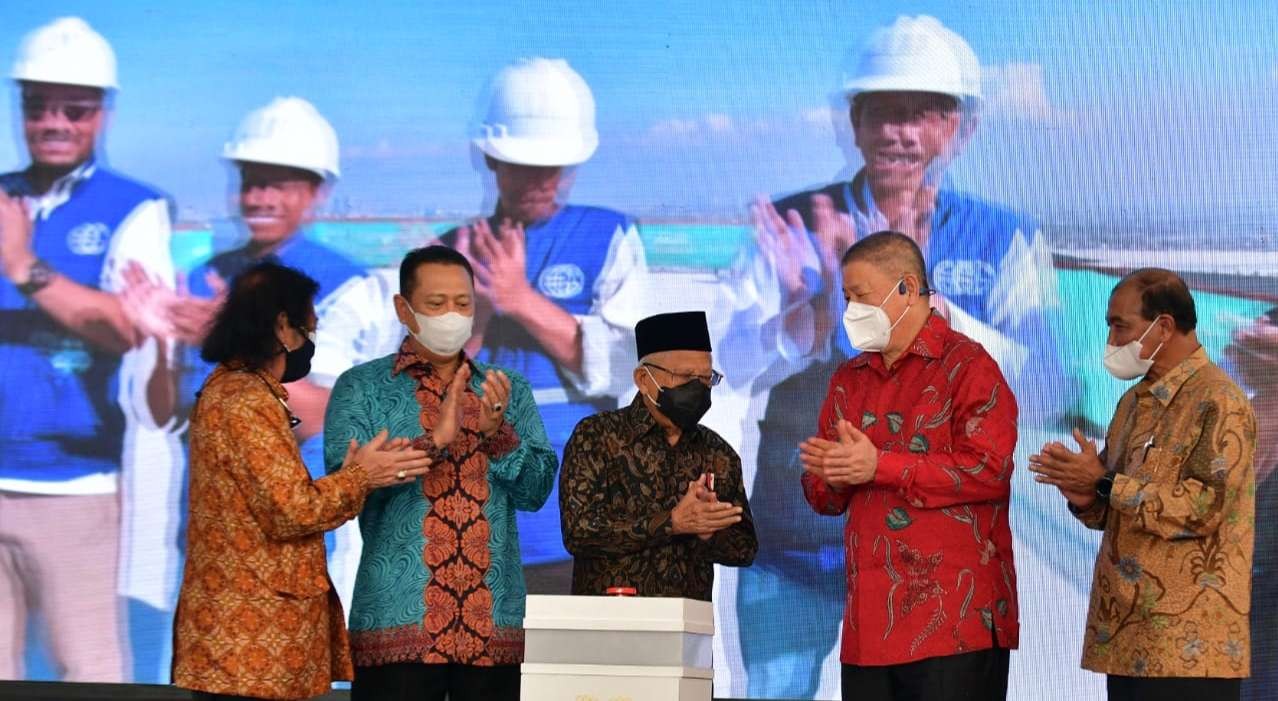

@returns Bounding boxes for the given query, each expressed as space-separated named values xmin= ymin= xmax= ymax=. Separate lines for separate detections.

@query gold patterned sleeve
xmin=1067 ymin=497 xmax=1109 ymax=530
xmin=558 ymin=419 xmax=677 ymax=557
xmin=220 ymin=391 xmax=371 ymax=541
xmin=1109 ymin=390 xmax=1257 ymax=540
xmin=1065 ymin=440 xmax=1111 ymax=529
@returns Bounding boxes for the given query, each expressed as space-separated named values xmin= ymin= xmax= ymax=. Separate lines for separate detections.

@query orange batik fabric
xmin=172 ymin=365 xmax=370 ymax=700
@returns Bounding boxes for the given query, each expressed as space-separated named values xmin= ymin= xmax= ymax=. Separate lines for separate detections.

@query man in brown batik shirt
xmin=559 ymin=311 xmax=757 ymax=600
xmin=1031 ymin=268 xmax=1256 ymax=701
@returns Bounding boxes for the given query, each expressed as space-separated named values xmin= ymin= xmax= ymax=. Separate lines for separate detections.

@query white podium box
xmin=521 ymin=595 xmax=714 ymax=701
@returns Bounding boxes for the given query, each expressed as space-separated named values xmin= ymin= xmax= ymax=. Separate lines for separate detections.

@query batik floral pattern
xmin=801 ymin=314 xmax=1020 ymax=665
xmin=1071 ymin=349 xmax=1256 ymax=678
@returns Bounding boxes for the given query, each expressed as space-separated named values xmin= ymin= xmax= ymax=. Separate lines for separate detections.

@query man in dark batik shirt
xmin=559 ymin=311 xmax=757 ymax=600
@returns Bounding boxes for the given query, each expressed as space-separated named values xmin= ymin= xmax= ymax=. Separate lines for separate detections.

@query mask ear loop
xmin=639 ymin=365 xmax=661 ymax=404
xmin=1142 ymin=315 xmax=1168 ymax=361
xmin=279 ymin=321 xmax=309 ymax=353
xmin=874 ymin=280 xmax=900 ymax=309
xmin=886 ymin=277 xmax=912 ymax=332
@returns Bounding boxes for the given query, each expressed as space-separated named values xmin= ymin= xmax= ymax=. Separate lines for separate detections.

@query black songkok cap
xmin=635 ymin=311 xmax=712 ymax=360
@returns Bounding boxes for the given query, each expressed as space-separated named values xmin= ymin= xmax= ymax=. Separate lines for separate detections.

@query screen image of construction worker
xmin=0 ymin=2 xmax=1273 ymax=700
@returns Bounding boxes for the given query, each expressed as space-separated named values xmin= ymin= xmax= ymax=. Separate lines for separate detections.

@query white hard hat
xmin=915 ymin=16 xmax=981 ymax=105
xmin=473 ymin=58 xmax=598 ymax=167
xmin=842 ymin=15 xmax=968 ymax=102
xmin=222 ymin=97 xmax=340 ymax=180
xmin=11 ymin=17 xmax=118 ymax=90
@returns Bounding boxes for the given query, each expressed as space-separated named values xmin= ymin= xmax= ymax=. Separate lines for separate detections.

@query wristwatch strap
xmin=16 ymin=259 xmax=54 ymax=296
xmin=1094 ymin=470 xmax=1118 ymax=501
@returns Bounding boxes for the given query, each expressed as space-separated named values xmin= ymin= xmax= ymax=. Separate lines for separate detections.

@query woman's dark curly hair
xmin=200 ymin=261 xmax=319 ymax=369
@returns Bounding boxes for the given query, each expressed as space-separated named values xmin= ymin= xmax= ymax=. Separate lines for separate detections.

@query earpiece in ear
xmin=898 ymin=280 xmax=907 ymax=295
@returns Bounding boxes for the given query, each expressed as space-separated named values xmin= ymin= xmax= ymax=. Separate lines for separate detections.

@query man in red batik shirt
xmin=799 ymin=231 xmax=1019 ymax=701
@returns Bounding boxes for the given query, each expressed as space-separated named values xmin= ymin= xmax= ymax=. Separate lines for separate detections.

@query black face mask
xmin=649 ymin=375 xmax=712 ymax=432
xmin=281 ymin=335 xmax=315 ymax=383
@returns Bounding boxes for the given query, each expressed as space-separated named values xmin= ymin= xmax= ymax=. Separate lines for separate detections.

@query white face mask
xmin=1103 ymin=318 xmax=1164 ymax=380
xmin=410 ymin=309 xmax=473 ymax=357
xmin=843 ymin=279 xmax=910 ymax=352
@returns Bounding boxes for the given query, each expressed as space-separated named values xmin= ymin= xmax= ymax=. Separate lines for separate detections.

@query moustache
xmin=34 ymin=130 xmax=77 ymax=142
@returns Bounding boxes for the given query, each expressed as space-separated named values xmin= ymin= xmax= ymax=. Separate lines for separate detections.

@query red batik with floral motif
xmin=390 ymin=343 xmax=520 ymax=665
xmin=801 ymin=313 xmax=1020 ymax=665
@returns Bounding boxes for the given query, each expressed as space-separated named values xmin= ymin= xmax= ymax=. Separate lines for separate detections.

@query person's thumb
xmin=1072 ymin=427 xmax=1095 ymax=455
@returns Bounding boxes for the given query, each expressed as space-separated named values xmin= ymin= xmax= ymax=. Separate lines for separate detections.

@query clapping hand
xmin=809 ymin=194 xmax=856 ymax=278
xmin=476 ymin=368 xmax=511 ymax=436
xmin=1029 ymin=428 xmax=1105 ymax=509
xmin=799 ymin=419 xmax=878 ymax=488
xmin=465 ymin=217 xmax=533 ymax=318
xmin=752 ymin=196 xmax=815 ymax=306
xmin=119 ymin=261 xmax=177 ymax=343
xmin=891 ymin=182 xmax=939 ymax=247
xmin=341 ymin=429 xmax=433 ymax=489
xmin=161 ymin=270 xmax=227 ymax=346
xmin=671 ymin=473 xmax=742 ymax=539
xmin=432 ymin=363 xmax=471 ymax=448
xmin=0 ymin=191 xmax=33 ymax=283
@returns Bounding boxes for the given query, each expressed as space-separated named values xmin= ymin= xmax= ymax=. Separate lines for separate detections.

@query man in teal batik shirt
xmin=324 ymin=245 xmax=556 ymax=701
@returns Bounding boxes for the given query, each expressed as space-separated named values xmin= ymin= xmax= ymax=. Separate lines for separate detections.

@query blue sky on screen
xmin=0 ymin=0 xmax=1276 ymax=227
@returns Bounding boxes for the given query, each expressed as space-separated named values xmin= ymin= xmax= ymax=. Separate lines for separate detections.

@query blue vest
xmin=178 ymin=235 xmax=364 ymax=478
xmin=759 ymin=175 xmax=1046 ymax=566
xmin=442 ymin=205 xmax=629 ymax=452
xmin=775 ymin=175 xmax=1042 ymax=359
xmin=0 ymin=166 xmax=167 ymax=482
xmin=845 ymin=179 xmax=1022 ymax=326
xmin=179 ymin=235 xmax=364 ymax=404
xmin=838 ymin=174 xmax=1072 ymax=420
xmin=441 ymin=204 xmax=631 ymax=566
xmin=184 ymin=235 xmax=362 ymax=301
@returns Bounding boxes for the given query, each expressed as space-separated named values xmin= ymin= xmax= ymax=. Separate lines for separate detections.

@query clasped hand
xmin=1029 ymin=428 xmax=1106 ymax=509
xmin=671 ymin=473 xmax=742 ymax=540
xmin=799 ymin=419 xmax=878 ymax=488
xmin=456 ymin=217 xmax=533 ymax=318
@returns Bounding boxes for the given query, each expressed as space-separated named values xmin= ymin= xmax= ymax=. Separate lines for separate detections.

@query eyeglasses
xmin=643 ymin=362 xmax=724 ymax=387
xmin=21 ymin=100 xmax=102 ymax=123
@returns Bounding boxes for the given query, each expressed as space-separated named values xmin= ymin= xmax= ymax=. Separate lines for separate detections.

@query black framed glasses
xmin=21 ymin=100 xmax=102 ymax=123
xmin=643 ymin=362 xmax=723 ymax=387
